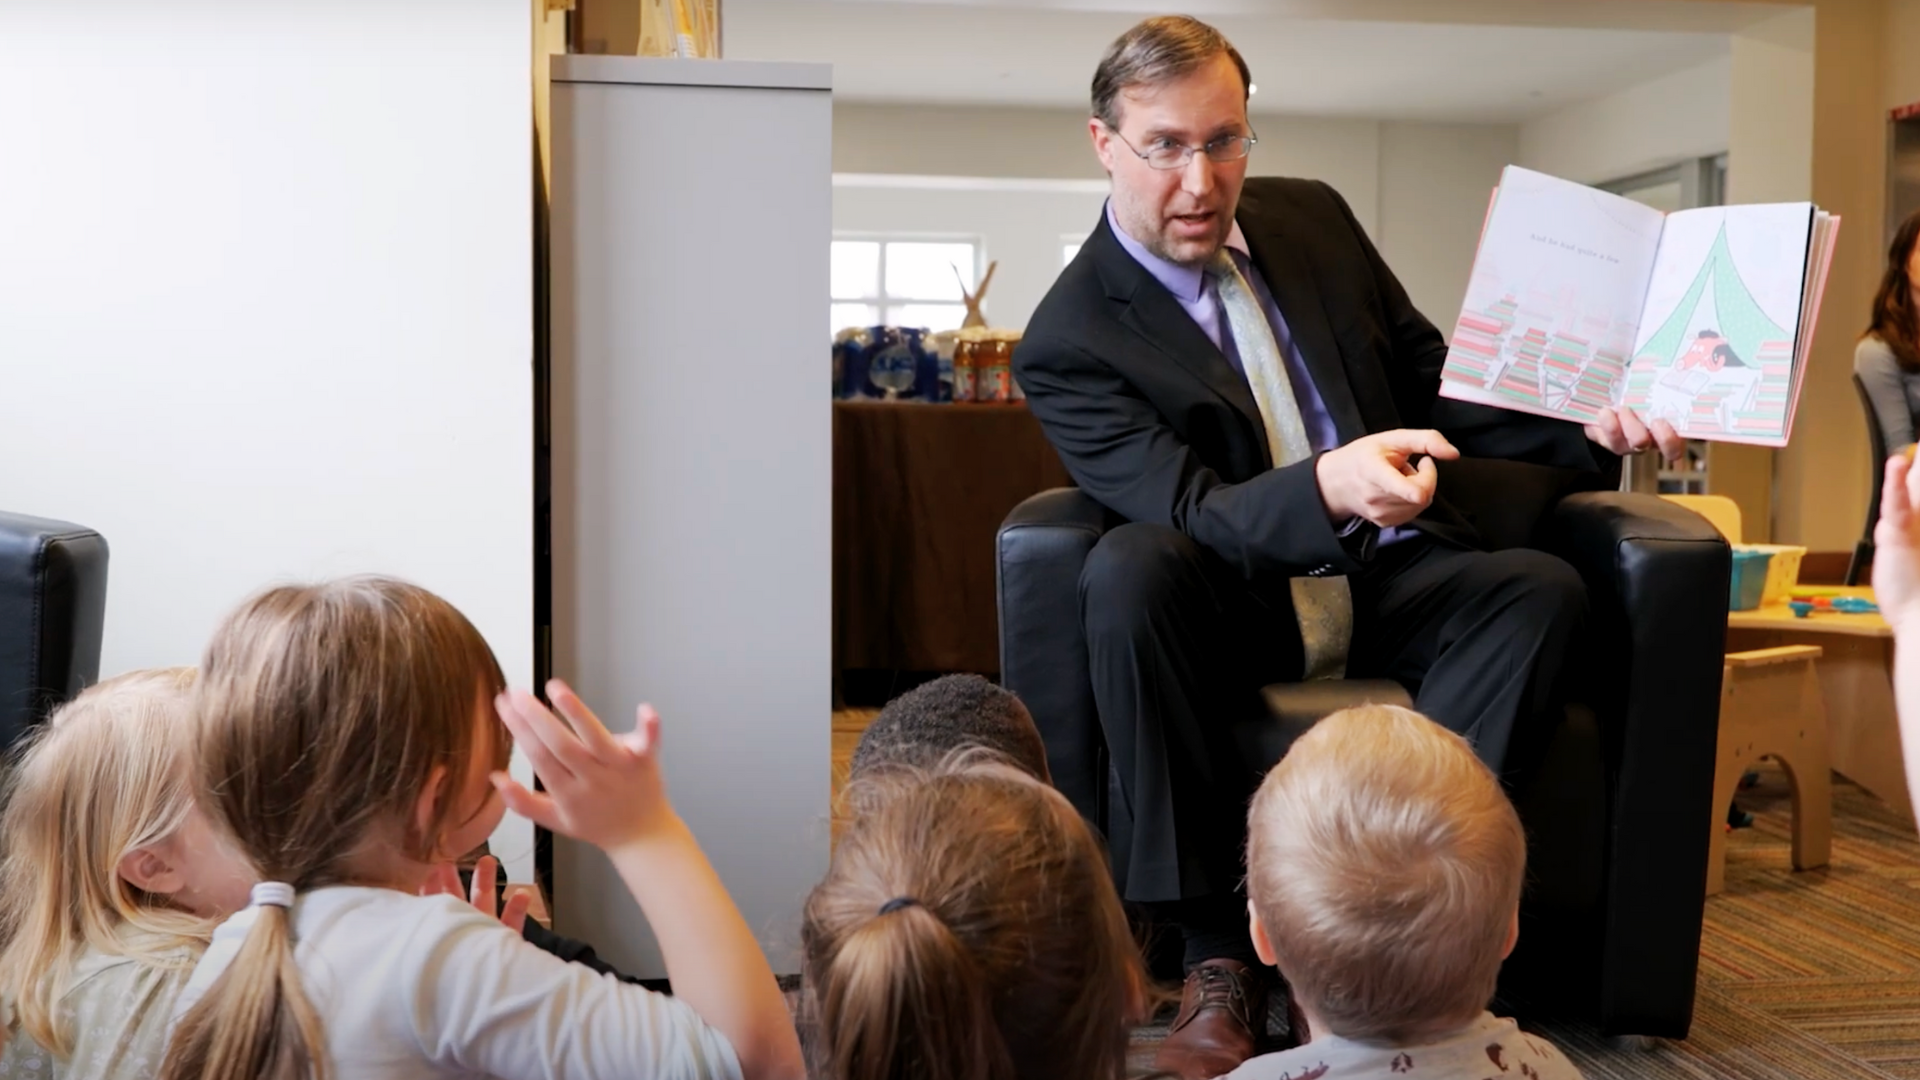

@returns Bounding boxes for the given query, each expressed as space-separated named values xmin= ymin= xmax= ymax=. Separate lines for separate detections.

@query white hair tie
xmin=249 ymin=882 xmax=296 ymax=909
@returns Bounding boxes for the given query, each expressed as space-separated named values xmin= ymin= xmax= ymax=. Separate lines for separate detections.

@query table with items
xmin=832 ymin=325 xmax=1073 ymax=688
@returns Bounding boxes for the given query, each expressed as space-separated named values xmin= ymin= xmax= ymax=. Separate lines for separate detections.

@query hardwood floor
xmin=830 ymin=709 xmax=879 ymax=845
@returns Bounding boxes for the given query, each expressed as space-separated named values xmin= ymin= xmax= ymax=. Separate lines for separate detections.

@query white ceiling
xmin=724 ymin=0 xmax=1774 ymax=123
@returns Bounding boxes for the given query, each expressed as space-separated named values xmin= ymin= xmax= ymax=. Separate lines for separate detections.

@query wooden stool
xmin=1707 ymin=645 xmax=1833 ymax=895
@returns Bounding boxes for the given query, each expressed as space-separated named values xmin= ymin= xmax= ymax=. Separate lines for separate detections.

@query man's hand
xmin=1585 ymin=406 xmax=1686 ymax=465
xmin=1315 ymin=429 xmax=1460 ymax=529
xmin=1875 ymin=449 xmax=1920 ymax=632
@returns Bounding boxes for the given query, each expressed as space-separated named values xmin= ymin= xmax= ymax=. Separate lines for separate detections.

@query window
xmin=830 ymin=238 xmax=980 ymax=337
xmin=1063 ymin=240 xmax=1083 ymax=267
xmin=1602 ymin=165 xmax=1685 ymax=213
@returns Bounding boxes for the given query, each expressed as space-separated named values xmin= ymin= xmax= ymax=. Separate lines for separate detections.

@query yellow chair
xmin=1662 ymin=494 xmax=1832 ymax=895
xmin=1663 ymin=494 xmax=1742 ymax=546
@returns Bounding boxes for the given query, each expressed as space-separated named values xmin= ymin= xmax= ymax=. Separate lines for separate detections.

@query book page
xmin=1621 ymin=203 xmax=1813 ymax=446
xmin=1439 ymin=165 xmax=1665 ymax=424
xmin=1781 ymin=212 xmax=1840 ymax=440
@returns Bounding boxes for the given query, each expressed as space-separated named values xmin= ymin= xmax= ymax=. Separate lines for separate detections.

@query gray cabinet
xmin=549 ymin=55 xmax=831 ymax=978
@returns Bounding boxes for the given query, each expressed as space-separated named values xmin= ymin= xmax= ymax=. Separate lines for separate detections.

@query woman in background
xmin=1856 ymin=209 xmax=1920 ymax=456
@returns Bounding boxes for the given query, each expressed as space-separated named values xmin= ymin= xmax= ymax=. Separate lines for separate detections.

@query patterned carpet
xmin=826 ymin=708 xmax=1920 ymax=1077
xmin=1119 ymin=765 xmax=1920 ymax=1079
xmin=1529 ymin=764 xmax=1920 ymax=1079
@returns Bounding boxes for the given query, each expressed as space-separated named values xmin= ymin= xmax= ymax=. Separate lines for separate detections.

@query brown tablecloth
xmin=833 ymin=400 xmax=1073 ymax=678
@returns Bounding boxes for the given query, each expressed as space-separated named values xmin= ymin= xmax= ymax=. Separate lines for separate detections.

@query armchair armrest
xmin=1541 ymin=490 xmax=1729 ymax=1035
xmin=997 ymin=488 xmax=1123 ymax=822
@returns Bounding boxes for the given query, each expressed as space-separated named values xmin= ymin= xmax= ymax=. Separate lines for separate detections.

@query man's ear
xmin=1248 ymin=899 xmax=1279 ymax=968
xmin=1089 ymin=116 xmax=1117 ymax=174
xmin=117 ymin=844 xmax=187 ymax=897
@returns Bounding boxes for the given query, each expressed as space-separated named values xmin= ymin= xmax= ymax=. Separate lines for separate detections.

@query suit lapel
xmin=1235 ymin=189 xmax=1368 ymax=445
xmin=1087 ymin=215 xmax=1270 ymax=465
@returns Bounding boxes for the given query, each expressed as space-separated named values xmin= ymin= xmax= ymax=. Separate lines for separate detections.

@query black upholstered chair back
xmin=0 ymin=512 xmax=109 ymax=752
xmin=1848 ymin=373 xmax=1890 ymax=586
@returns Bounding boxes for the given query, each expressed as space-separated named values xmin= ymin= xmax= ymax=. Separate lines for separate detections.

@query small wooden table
xmin=1726 ymin=587 xmax=1909 ymax=823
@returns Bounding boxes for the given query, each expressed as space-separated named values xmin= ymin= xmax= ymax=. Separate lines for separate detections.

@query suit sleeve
xmin=1015 ymin=333 xmax=1353 ymax=581
xmin=1319 ymin=181 xmax=1620 ymax=480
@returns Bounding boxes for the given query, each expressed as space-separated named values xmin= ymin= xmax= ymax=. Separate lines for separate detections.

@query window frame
xmin=830 ymin=232 xmax=984 ymax=333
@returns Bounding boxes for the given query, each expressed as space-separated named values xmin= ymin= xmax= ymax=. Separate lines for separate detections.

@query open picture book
xmin=1438 ymin=165 xmax=1839 ymax=446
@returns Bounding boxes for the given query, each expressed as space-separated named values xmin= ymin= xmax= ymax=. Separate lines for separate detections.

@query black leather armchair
xmin=997 ymin=461 xmax=1729 ymax=1038
xmin=0 ymin=511 xmax=109 ymax=753
xmin=1847 ymin=372 xmax=1889 ymax=587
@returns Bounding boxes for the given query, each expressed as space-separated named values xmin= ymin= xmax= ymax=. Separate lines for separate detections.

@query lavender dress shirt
xmin=1105 ymin=201 xmax=1412 ymax=548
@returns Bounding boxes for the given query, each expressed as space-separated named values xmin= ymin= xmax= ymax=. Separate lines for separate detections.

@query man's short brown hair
xmin=1091 ymin=15 xmax=1252 ymax=131
xmin=1247 ymin=705 xmax=1526 ymax=1045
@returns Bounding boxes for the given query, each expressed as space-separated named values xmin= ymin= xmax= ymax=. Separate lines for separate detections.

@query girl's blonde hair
xmin=160 ymin=576 xmax=507 ymax=1080
xmin=1246 ymin=704 xmax=1525 ymax=1046
xmin=803 ymin=753 xmax=1151 ymax=1080
xmin=0 ymin=667 xmax=210 ymax=1057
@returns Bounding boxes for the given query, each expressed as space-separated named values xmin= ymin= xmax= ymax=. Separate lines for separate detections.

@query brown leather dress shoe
xmin=1153 ymin=959 xmax=1269 ymax=1080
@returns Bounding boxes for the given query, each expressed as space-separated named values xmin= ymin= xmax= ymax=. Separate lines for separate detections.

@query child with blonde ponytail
xmin=0 ymin=668 xmax=252 ymax=1078
xmin=802 ymin=755 xmax=1155 ymax=1080
xmin=161 ymin=576 xmax=804 ymax=1080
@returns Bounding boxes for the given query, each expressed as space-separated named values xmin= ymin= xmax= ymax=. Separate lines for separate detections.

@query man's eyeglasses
xmin=1106 ymin=126 xmax=1258 ymax=170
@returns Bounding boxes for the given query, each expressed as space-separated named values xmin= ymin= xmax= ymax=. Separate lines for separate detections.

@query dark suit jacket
xmin=1013 ymin=177 xmax=1619 ymax=583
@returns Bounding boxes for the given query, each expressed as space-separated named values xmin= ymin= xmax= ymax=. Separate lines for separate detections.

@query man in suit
xmin=1013 ymin=17 xmax=1685 ymax=1079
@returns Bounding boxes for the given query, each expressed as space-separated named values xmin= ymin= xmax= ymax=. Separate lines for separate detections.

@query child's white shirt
xmin=1222 ymin=1012 xmax=1583 ymax=1080
xmin=0 ymin=945 xmax=193 ymax=1078
xmin=173 ymin=885 xmax=743 ymax=1080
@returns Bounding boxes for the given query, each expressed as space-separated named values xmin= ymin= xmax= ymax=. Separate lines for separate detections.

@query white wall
xmin=0 ymin=3 xmax=536 ymax=874
xmin=1896 ymin=0 xmax=1920 ymax=112
xmin=833 ymin=104 xmax=1513 ymax=334
xmin=1518 ymin=56 xmax=1731 ymax=184
xmin=1377 ymin=121 xmax=1519 ymax=331
xmin=1727 ymin=11 xmax=1814 ymax=206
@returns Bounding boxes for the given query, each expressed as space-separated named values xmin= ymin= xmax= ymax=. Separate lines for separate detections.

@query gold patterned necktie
xmin=1206 ymin=248 xmax=1353 ymax=681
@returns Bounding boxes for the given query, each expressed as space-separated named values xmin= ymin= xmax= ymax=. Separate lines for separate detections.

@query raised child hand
xmin=419 ymin=854 xmax=532 ymax=935
xmin=491 ymin=680 xmax=676 ymax=854
xmin=1875 ymin=451 xmax=1920 ymax=633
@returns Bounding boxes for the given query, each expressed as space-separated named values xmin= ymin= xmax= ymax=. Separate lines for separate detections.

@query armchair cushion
xmin=1234 ymin=680 xmax=1412 ymax=773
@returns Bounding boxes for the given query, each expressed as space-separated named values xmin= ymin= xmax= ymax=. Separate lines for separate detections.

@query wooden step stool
xmin=1707 ymin=645 xmax=1832 ymax=895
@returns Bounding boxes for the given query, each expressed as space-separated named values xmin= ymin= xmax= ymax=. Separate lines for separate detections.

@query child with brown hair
xmin=802 ymin=754 xmax=1152 ymax=1080
xmin=1232 ymin=705 xmax=1582 ymax=1080
xmin=160 ymin=576 xmax=804 ymax=1080
xmin=0 ymin=667 xmax=252 ymax=1078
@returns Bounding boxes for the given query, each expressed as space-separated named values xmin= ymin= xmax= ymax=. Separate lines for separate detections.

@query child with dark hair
xmin=849 ymin=675 xmax=1051 ymax=783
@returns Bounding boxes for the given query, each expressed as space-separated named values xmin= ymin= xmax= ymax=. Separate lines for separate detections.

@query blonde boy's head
xmin=0 ymin=668 xmax=214 ymax=1056
xmin=1246 ymin=704 xmax=1525 ymax=1045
